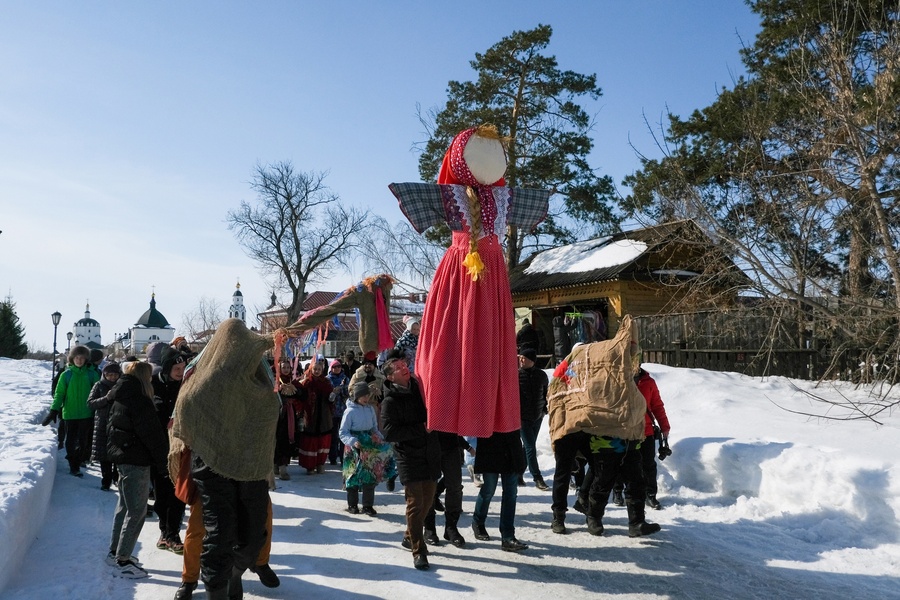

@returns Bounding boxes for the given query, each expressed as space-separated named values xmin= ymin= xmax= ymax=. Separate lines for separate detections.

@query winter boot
xmin=174 ymin=581 xmax=198 ymax=600
xmin=346 ymin=487 xmax=360 ymax=513
xmin=551 ymin=510 xmax=567 ymax=534
xmin=443 ymin=512 xmax=466 ymax=547
xmin=249 ymin=563 xmax=280 ymax=588
xmin=586 ymin=501 xmax=606 ymax=536
xmin=424 ymin=528 xmax=440 ymax=545
xmin=472 ymin=521 xmax=490 ymax=541
xmin=586 ymin=516 xmax=604 ymax=536
xmin=612 ymin=486 xmax=625 ymax=506
xmin=646 ymin=494 xmax=662 ymax=510
xmin=627 ymin=501 xmax=661 ymax=537
xmin=533 ymin=475 xmax=550 ymax=491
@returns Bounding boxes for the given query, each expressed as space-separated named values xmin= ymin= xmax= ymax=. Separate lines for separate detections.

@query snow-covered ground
xmin=1 ymin=357 xmax=898 ymax=599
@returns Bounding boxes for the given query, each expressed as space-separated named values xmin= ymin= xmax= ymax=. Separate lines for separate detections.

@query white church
xmin=72 ymin=303 xmax=104 ymax=349
xmin=115 ymin=293 xmax=176 ymax=355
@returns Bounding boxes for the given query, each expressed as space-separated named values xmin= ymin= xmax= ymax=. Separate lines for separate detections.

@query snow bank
xmin=0 ymin=359 xmax=57 ymax=592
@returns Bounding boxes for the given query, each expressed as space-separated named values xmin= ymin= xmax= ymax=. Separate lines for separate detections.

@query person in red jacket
xmin=612 ymin=366 xmax=671 ymax=509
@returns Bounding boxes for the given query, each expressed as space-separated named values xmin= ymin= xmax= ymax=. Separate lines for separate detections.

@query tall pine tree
xmin=0 ymin=296 xmax=28 ymax=359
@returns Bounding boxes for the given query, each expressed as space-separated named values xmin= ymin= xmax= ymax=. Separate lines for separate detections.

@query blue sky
xmin=0 ymin=1 xmax=761 ymax=349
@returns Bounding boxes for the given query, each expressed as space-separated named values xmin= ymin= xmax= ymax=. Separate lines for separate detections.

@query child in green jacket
xmin=46 ymin=345 xmax=100 ymax=476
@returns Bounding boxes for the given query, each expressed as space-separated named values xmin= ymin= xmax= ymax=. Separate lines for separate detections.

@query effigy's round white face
xmin=463 ymin=134 xmax=507 ymax=185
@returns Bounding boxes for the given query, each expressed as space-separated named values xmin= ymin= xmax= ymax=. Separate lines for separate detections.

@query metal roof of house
xmin=509 ymin=220 xmax=739 ymax=294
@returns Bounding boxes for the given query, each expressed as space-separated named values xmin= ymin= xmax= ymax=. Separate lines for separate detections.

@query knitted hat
xmin=90 ymin=349 xmax=105 ymax=364
xmin=160 ymin=345 xmax=187 ymax=377
xmin=520 ymin=348 xmax=537 ymax=363
xmin=363 ymin=351 xmax=377 ymax=365
xmin=330 ymin=359 xmax=342 ymax=369
xmin=403 ymin=316 xmax=420 ymax=331
xmin=352 ymin=381 xmax=371 ymax=401
xmin=102 ymin=361 xmax=121 ymax=375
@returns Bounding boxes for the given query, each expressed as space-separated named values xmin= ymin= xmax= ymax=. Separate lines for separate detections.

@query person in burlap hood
xmin=545 ymin=315 xmax=660 ymax=538
xmin=171 ymin=319 xmax=280 ymax=599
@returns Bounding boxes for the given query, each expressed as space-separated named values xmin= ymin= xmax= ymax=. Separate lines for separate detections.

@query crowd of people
xmin=41 ymin=319 xmax=670 ymax=598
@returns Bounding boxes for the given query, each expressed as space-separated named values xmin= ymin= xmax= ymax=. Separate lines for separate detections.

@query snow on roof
xmin=524 ymin=237 xmax=648 ymax=275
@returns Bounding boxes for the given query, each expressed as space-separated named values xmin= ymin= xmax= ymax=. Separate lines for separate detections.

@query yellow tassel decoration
xmin=463 ymin=251 xmax=485 ymax=281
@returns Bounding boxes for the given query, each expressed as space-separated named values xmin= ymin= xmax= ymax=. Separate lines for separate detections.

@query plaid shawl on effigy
xmin=172 ymin=318 xmax=280 ymax=481
xmin=547 ymin=315 xmax=646 ymax=448
xmin=388 ymin=182 xmax=549 ymax=235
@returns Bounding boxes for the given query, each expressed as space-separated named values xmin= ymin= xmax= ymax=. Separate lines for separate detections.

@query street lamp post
xmin=51 ymin=311 xmax=61 ymax=390
xmin=66 ymin=331 xmax=73 ymax=352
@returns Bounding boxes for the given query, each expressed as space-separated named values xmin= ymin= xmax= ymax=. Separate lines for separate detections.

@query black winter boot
xmin=551 ymin=510 xmax=567 ymax=534
xmin=424 ymin=528 xmax=440 ymax=545
xmin=586 ymin=516 xmax=604 ymax=536
xmin=443 ymin=512 xmax=466 ymax=547
xmin=174 ymin=581 xmax=198 ymax=600
xmin=612 ymin=486 xmax=625 ymax=506
xmin=586 ymin=499 xmax=606 ymax=536
xmin=472 ymin=521 xmax=490 ymax=541
xmin=626 ymin=501 xmax=661 ymax=537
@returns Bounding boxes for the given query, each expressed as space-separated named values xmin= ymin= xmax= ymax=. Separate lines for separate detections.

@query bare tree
xmin=227 ymin=162 xmax=369 ymax=323
xmin=626 ymin=1 xmax=900 ymax=391
xmin=181 ymin=296 xmax=224 ymax=341
xmin=354 ymin=215 xmax=444 ymax=294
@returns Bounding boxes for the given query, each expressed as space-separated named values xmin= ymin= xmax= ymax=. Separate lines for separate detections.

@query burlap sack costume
xmin=172 ymin=318 xmax=280 ymax=482
xmin=547 ymin=315 xmax=646 ymax=448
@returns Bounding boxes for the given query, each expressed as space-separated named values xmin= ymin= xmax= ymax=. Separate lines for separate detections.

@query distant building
xmin=72 ymin=302 xmax=103 ymax=349
xmin=228 ymin=282 xmax=246 ymax=323
xmin=125 ymin=293 xmax=176 ymax=354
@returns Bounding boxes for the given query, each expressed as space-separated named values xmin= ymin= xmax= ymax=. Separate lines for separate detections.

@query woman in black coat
xmin=106 ymin=360 xmax=169 ymax=578
xmin=88 ymin=362 xmax=122 ymax=490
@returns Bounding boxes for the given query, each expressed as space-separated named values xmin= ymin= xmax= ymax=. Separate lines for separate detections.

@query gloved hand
xmin=41 ymin=409 xmax=60 ymax=427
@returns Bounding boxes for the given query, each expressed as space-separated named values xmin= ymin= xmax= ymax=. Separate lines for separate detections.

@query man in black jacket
xmin=381 ymin=358 xmax=440 ymax=571
xmin=151 ymin=346 xmax=188 ymax=554
xmin=518 ymin=348 xmax=549 ymax=490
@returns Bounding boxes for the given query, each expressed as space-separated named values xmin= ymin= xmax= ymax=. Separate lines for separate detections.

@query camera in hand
xmin=657 ymin=436 xmax=672 ymax=461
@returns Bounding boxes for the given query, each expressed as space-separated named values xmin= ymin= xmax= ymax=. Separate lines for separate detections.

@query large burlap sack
xmin=172 ymin=318 xmax=280 ymax=481
xmin=547 ymin=315 xmax=646 ymax=447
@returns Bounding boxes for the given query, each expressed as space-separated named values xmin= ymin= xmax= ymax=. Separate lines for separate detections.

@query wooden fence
xmin=634 ymin=310 xmax=871 ymax=381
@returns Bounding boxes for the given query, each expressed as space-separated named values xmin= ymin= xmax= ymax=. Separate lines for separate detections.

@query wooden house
xmin=508 ymin=219 xmax=748 ymax=365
